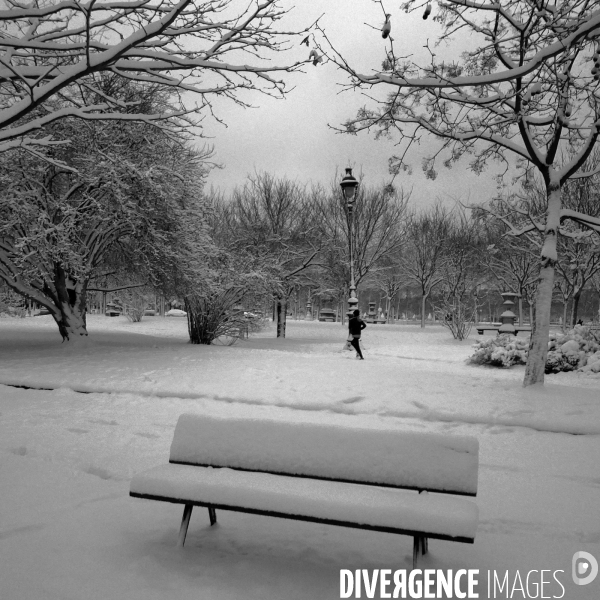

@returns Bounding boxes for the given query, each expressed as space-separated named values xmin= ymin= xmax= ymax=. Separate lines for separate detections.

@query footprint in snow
xmin=340 ymin=396 xmax=364 ymax=405
xmin=67 ymin=427 xmax=89 ymax=434
xmin=89 ymin=418 xmax=118 ymax=426
xmin=83 ymin=465 xmax=113 ymax=480
xmin=0 ymin=524 xmax=46 ymax=540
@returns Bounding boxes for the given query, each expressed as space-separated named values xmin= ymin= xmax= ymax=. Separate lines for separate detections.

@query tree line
xmin=4 ymin=88 xmax=599 ymax=347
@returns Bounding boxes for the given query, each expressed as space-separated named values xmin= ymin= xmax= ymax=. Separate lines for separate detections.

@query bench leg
xmin=208 ymin=506 xmax=217 ymax=526
xmin=412 ymin=536 xmax=419 ymax=569
xmin=177 ymin=504 xmax=193 ymax=547
xmin=412 ymin=535 xmax=428 ymax=568
xmin=416 ymin=491 xmax=429 ymax=559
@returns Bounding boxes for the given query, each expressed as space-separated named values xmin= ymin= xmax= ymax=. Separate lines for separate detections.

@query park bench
xmin=130 ymin=413 xmax=479 ymax=568
xmin=476 ymin=324 xmax=532 ymax=335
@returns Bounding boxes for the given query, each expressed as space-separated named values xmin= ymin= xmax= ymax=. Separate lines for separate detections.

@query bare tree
xmin=216 ymin=172 xmax=322 ymax=338
xmin=556 ymin=236 xmax=600 ymax=326
xmin=320 ymin=1 xmax=600 ymax=385
xmin=433 ymin=206 xmax=486 ymax=339
xmin=313 ymin=179 xmax=409 ymax=321
xmin=555 ymin=171 xmax=600 ymax=326
xmin=591 ymin=270 xmax=600 ymax=322
xmin=480 ymin=200 xmax=540 ymax=325
xmin=401 ymin=201 xmax=451 ymax=328
xmin=369 ymin=251 xmax=404 ymax=322
xmin=0 ymin=0 xmax=309 ymax=159
xmin=488 ymin=162 xmax=600 ymax=328
xmin=553 ymin=275 xmax=574 ymax=331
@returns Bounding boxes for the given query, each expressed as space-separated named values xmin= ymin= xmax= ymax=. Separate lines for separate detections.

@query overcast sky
xmin=201 ymin=1 xmax=514 ymax=207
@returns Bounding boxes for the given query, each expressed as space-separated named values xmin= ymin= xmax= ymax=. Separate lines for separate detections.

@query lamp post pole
xmin=340 ymin=168 xmax=360 ymax=319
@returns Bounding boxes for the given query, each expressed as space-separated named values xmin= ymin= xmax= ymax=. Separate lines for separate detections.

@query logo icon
xmin=572 ymin=551 xmax=598 ymax=586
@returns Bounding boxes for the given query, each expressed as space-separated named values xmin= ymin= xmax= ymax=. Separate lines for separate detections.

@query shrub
xmin=468 ymin=334 xmax=529 ymax=368
xmin=545 ymin=325 xmax=600 ymax=374
xmin=468 ymin=325 xmax=600 ymax=373
xmin=580 ymin=351 xmax=600 ymax=374
xmin=434 ymin=302 xmax=475 ymax=341
xmin=122 ymin=289 xmax=148 ymax=323
xmin=185 ymin=289 xmax=266 ymax=345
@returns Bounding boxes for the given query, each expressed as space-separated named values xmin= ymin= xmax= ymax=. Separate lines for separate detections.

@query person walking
xmin=348 ymin=309 xmax=367 ymax=359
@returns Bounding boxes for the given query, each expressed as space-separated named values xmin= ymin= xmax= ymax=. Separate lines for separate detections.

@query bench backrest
xmin=169 ymin=413 xmax=479 ymax=496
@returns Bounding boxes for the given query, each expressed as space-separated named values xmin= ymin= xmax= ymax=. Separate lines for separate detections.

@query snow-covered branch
xmin=0 ymin=0 xmax=310 ymax=152
xmin=561 ymin=208 xmax=600 ymax=233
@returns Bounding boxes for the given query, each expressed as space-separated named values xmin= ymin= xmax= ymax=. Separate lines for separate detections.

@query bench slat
xmin=130 ymin=464 xmax=478 ymax=542
xmin=131 ymin=492 xmax=475 ymax=544
xmin=168 ymin=461 xmax=475 ymax=496
xmin=169 ymin=414 xmax=479 ymax=496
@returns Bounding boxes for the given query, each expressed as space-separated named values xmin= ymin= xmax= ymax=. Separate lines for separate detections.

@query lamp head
xmin=340 ymin=167 xmax=359 ymax=203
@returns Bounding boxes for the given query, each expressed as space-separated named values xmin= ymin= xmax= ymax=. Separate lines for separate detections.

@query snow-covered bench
xmin=130 ymin=414 xmax=479 ymax=568
xmin=476 ymin=324 xmax=532 ymax=335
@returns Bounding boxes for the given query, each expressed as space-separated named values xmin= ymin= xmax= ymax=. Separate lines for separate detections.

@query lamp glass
xmin=343 ymin=186 xmax=356 ymax=201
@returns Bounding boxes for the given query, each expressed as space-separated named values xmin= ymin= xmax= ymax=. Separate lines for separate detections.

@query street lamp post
xmin=340 ymin=168 xmax=360 ymax=319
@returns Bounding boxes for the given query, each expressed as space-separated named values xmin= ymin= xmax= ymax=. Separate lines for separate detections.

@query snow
xmin=167 ymin=413 xmax=479 ymax=494
xmin=561 ymin=339 xmax=581 ymax=355
xmin=580 ymin=350 xmax=600 ymax=373
xmin=130 ymin=464 xmax=478 ymax=540
xmin=1 ymin=315 xmax=599 ymax=600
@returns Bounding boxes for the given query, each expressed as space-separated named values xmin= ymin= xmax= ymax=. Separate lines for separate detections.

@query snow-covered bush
xmin=579 ymin=351 xmax=600 ymax=374
xmin=468 ymin=334 xmax=529 ymax=368
xmin=545 ymin=326 xmax=600 ymax=374
xmin=468 ymin=326 xmax=600 ymax=372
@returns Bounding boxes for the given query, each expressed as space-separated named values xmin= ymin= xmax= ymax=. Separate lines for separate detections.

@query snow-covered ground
xmin=0 ymin=315 xmax=598 ymax=600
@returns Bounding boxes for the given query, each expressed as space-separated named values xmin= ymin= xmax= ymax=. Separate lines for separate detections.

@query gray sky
xmin=201 ymin=1 xmax=513 ymax=206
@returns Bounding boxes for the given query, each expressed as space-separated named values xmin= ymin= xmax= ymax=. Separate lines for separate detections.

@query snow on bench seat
xmin=168 ymin=413 xmax=479 ymax=496
xmin=130 ymin=463 xmax=478 ymax=542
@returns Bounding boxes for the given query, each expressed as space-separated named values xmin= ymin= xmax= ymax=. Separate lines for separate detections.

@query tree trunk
xmin=52 ymin=303 xmax=88 ymax=340
xmin=49 ymin=267 xmax=89 ymax=341
xmin=420 ymin=294 xmax=427 ymax=328
xmin=562 ymin=300 xmax=568 ymax=332
xmin=523 ymin=181 xmax=560 ymax=387
xmin=518 ymin=296 xmax=523 ymax=326
xmin=571 ymin=289 xmax=582 ymax=327
xmin=294 ymin=287 xmax=298 ymax=320
xmin=276 ymin=295 xmax=286 ymax=338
